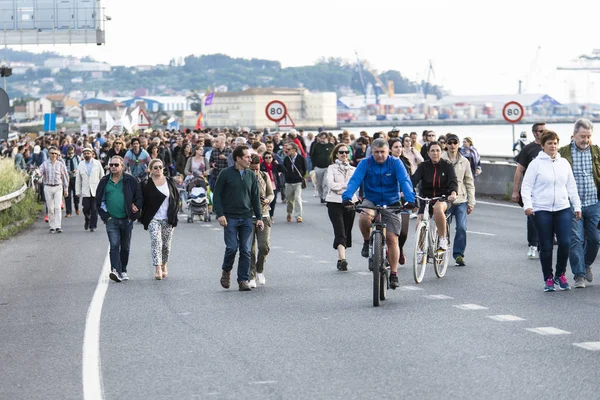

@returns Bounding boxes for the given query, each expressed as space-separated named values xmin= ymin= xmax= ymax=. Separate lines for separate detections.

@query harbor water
xmin=332 ymin=123 xmax=576 ymax=157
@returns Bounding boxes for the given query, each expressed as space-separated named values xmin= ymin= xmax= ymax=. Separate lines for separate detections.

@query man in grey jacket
xmin=442 ymin=134 xmax=476 ymax=266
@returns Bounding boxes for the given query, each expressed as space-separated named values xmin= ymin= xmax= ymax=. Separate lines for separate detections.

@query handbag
xmin=288 ymin=156 xmax=307 ymax=189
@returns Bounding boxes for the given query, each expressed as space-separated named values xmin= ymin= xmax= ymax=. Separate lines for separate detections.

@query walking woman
xmin=326 ymin=143 xmax=358 ymax=271
xmin=521 ymin=130 xmax=581 ymax=292
xmin=184 ymin=145 xmax=208 ymax=178
xmin=390 ymin=138 xmax=412 ymax=264
xmin=141 ymin=158 xmax=180 ymax=280
xmin=261 ymin=151 xmax=286 ymax=221
xmin=176 ymin=142 xmax=192 ymax=176
xmin=459 ymin=137 xmax=482 ymax=178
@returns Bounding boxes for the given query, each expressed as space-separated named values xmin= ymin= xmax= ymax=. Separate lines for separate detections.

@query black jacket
xmin=96 ymin=173 xmax=144 ymax=222
xmin=411 ymin=159 xmax=458 ymax=198
xmin=140 ymin=177 xmax=180 ymax=230
xmin=283 ymin=154 xmax=307 ymax=184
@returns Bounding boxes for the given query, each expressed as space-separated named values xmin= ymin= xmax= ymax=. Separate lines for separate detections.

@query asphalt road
xmin=2 ymin=190 xmax=600 ymax=400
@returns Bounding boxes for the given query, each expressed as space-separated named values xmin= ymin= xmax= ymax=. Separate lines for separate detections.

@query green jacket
xmin=558 ymin=142 xmax=600 ymax=190
xmin=212 ymin=166 xmax=262 ymax=220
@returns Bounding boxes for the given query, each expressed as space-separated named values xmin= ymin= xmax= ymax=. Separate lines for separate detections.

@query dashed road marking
xmin=249 ymin=381 xmax=277 ymax=385
xmin=210 ymin=228 xmax=221 ymax=231
xmin=478 ymin=200 xmax=521 ymax=209
xmin=453 ymin=304 xmax=489 ymax=310
xmin=318 ymin=260 xmax=333 ymax=264
xmin=424 ymin=294 xmax=454 ymax=300
xmin=286 ymin=250 xmax=298 ymax=254
xmin=356 ymin=272 xmax=371 ymax=276
xmin=467 ymin=231 xmax=496 ymax=236
xmin=487 ymin=314 xmax=525 ymax=322
xmin=401 ymin=286 xmax=424 ymax=291
xmin=526 ymin=327 xmax=571 ymax=335
xmin=573 ymin=342 xmax=600 ymax=351
xmin=178 ymin=312 xmax=191 ymax=316
xmin=300 ymin=255 xmax=313 ymax=259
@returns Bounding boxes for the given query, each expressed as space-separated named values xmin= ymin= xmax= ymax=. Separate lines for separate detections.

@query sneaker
xmin=90 ymin=228 xmax=95 ymax=232
xmin=220 ymin=270 xmax=231 ymax=289
xmin=296 ymin=217 xmax=303 ymax=223
xmin=248 ymin=279 xmax=257 ymax=288
xmin=544 ymin=278 xmax=555 ymax=292
xmin=585 ymin=267 xmax=594 ymax=283
xmin=437 ymin=236 xmax=448 ymax=252
xmin=121 ymin=272 xmax=129 ymax=281
xmin=257 ymin=273 xmax=266 ymax=285
xmin=109 ymin=269 xmax=122 ymax=283
xmin=455 ymin=256 xmax=466 ymax=267
xmin=409 ymin=212 xmax=417 ymax=219
xmin=238 ymin=281 xmax=252 ymax=291
xmin=84 ymin=221 xmax=89 ymax=231
xmin=528 ymin=246 xmax=539 ymax=259
xmin=361 ymin=241 xmax=369 ymax=258
xmin=65 ymin=214 xmax=71 ymax=218
xmin=399 ymin=250 xmax=406 ymax=265
xmin=286 ymin=214 xmax=292 ymax=222
xmin=554 ymin=275 xmax=570 ymax=291
xmin=338 ymin=259 xmax=348 ymax=271
xmin=55 ymin=228 xmax=63 ymax=233
xmin=49 ymin=228 xmax=55 ymax=233
xmin=320 ymin=198 xmax=326 ymax=204
xmin=574 ymin=276 xmax=586 ymax=288
xmin=389 ymin=274 xmax=400 ymax=289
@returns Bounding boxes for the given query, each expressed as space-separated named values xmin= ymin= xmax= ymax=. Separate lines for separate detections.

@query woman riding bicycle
xmin=389 ymin=138 xmax=412 ymax=265
xmin=411 ymin=141 xmax=458 ymax=252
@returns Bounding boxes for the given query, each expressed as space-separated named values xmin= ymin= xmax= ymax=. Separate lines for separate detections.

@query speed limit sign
xmin=265 ymin=100 xmax=287 ymax=122
xmin=502 ymin=101 xmax=524 ymax=124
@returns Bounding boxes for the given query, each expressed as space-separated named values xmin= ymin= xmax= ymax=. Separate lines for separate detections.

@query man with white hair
xmin=227 ymin=137 xmax=249 ymax=167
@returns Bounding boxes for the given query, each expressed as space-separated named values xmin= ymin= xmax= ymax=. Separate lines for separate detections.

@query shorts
xmin=361 ymin=199 xmax=402 ymax=236
xmin=418 ymin=199 xmax=450 ymax=216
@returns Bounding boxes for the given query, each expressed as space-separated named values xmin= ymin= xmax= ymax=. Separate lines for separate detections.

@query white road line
xmin=178 ymin=312 xmax=191 ymax=316
xmin=401 ymin=285 xmax=424 ymax=291
xmin=286 ymin=250 xmax=298 ymax=254
xmin=478 ymin=200 xmax=521 ymax=209
xmin=424 ymin=294 xmax=454 ymax=300
xmin=300 ymin=255 xmax=313 ymax=259
xmin=82 ymin=249 xmax=110 ymax=400
xmin=487 ymin=314 xmax=525 ymax=322
xmin=318 ymin=260 xmax=333 ymax=264
xmin=249 ymin=381 xmax=277 ymax=385
xmin=526 ymin=327 xmax=571 ymax=336
xmin=453 ymin=304 xmax=489 ymax=310
xmin=467 ymin=230 xmax=496 ymax=236
xmin=355 ymin=272 xmax=371 ymax=276
xmin=573 ymin=342 xmax=600 ymax=351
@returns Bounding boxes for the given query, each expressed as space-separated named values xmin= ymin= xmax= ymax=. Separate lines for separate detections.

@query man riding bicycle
xmin=342 ymin=138 xmax=416 ymax=289
xmin=411 ymin=141 xmax=458 ymax=252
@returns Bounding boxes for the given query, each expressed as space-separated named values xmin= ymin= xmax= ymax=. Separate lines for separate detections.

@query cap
xmin=33 ymin=145 xmax=41 ymax=154
xmin=445 ymin=134 xmax=459 ymax=143
xmin=82 ymin=146 xmax=93 ymax=153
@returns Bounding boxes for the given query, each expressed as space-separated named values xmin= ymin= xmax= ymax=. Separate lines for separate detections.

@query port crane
xmin=354 ymin=51 xmax=393 ymax=106
xmin=423 ymin=60 xmax=435 ymax=98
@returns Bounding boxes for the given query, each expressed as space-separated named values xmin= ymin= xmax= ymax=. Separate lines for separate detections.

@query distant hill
xmin=0 ymin=50 xmax=445 ymax=99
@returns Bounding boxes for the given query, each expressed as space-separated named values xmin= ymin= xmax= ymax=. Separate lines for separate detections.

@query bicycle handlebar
xmin=416 ymin=195 xmax=446 ymax=202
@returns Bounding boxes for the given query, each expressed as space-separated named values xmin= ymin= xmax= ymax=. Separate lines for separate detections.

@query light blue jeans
xmin=569 ymin=201 xmax=600 ymax=279
xmin=448 ymin=202 xmax=467 ymax=259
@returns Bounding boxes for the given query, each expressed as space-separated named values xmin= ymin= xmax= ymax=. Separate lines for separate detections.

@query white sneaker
xmin=409 ymin=212 xmax=418 ymax=219
xmin=257 ymin=273 xmax=266 ymax=285
xmin=438 ymin=236 xmax=448 ymax=251
xmin=248 ymin=279 xmax=257 ymax=288
xmin=121 ymin=272 xmax=129 ymax=281
xmin=528 ymin=246 xmax=538 ymax=259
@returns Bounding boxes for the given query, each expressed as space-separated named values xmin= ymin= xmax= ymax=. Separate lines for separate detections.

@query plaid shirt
xmin=40 ymin=159 xmax=69 ymax=187
xmin=571 ymin=142 xmax=598 ymax=207
xmin=209 ymin=147 xmax=232 ymax=177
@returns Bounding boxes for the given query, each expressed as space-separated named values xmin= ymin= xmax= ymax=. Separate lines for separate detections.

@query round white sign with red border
xmin=265 ymin=100 xmax=287 ymax=122
xmin=502 ymin=101 xmax=524 ymax=124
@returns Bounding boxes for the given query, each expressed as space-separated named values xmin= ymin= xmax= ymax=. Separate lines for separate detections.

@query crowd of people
xmin=1 ymin=119 xmax=597 ymax=292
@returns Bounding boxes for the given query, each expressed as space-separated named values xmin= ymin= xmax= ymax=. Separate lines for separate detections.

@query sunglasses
xmin=338 ymin=150 xmax=349 ymax=154
xmin=50 ymin=152 xmax=60 ymax=156
xmin=264 ymin=156 xmax=272 ymax=159
xmin=152 ymin=165 xmax=163 ymax=170
xmin=427 ymin=134 xmax=435 ymax=137
xmin=447 ymin=141 xmax=459 ymax=145
xmin=439 ymin=141 xmax=446 ymax=144
xmin=109 ymin=163 xmax=120 ymax=167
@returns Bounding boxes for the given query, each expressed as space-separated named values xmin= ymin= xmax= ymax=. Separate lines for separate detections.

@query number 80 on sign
xmin=265 ymin=100 xmax=287 ymax=122
xmin=502 ymin=101 xmax=524 ymax=124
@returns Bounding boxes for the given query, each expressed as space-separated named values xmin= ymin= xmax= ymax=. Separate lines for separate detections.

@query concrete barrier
xmin=475 ymin=160 xmax=516 ymax=199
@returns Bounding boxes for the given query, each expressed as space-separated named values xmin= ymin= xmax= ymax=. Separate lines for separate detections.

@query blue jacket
xmin=96 ymin=173 xmax=144 ymax=222
xmin=343 ymin=155 xmax=415 ymax=205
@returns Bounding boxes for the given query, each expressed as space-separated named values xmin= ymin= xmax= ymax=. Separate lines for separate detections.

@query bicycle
xmin=413 ymin=195 xmax=453 ymax=284
xmin=354 ymin=203 xmax=404 ymax=307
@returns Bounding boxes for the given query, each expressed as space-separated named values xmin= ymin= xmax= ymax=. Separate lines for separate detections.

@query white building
xmin=203 ymin=88 xmax=337 ymax=129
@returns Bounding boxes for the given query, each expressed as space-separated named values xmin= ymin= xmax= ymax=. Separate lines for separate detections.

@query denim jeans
xmin=569 ymin=201 xmax=600 ymax=279
xmin=532 ymin=208 xmax=572 ymax=280
xmin=222 ymin=217 xmax=254 ymax=282
xmin=527 ymin=215 xmax=538 ymax=247
xmin=106 ymin=217 xmax=133 ymax=274
xmin=448 ymin=202 xmax=467 ymax=259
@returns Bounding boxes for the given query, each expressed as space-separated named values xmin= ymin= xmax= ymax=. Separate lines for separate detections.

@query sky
xmin=10 ymin=0 xmax=600 ymax=103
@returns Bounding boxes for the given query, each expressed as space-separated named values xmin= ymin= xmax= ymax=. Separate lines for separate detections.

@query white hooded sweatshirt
xmin=521 ymin=151 xmax=581 ymax=213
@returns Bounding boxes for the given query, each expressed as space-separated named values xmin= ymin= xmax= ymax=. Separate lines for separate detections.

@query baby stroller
xmin=186 ymin=174 xmax=211 ymax=223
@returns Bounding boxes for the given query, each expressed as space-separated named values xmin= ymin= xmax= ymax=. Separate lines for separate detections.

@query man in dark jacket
xmin=310 ymin=132 xmax=334 ymax=203
xmin=283 ymin=142 xmax=307 ymax=223
xmin=213 ymin=145 xmax=264 ymax=291
xmin=96 ymin=155 xmax=144 ymax=283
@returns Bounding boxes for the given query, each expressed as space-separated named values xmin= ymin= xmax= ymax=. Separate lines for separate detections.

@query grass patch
xmin=0 ymin=190 xmax=42 ymax=240
xmin=0 ymin=159 xmax=26 ymax=197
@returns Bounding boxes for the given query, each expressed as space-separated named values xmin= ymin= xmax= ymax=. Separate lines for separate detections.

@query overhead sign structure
xmin=265 ymin=100 xmax=287 ymax=122
xmin=502 ymin=101 xmax=524 ymax=124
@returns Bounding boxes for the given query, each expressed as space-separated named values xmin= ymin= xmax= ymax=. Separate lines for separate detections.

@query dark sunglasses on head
xmin=447 ymin=140 xmax=459 ymax=145
xmin=109 ymin=163 xmax=120 ymax=167
xmin=338 ymin=150 xmax=349 ymax=154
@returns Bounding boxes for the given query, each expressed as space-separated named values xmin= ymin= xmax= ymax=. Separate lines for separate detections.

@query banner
xmin=204 ymin=92 xmax=214 ymax=106
xmin=195 ymin=113 xmax=204 ymax=130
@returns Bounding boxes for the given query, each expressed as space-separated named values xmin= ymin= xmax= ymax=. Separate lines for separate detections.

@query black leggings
xmin=327 ymin=202 xmax=356 ymax=249
xmin=398 ymin=213 xmax=409 ymax=254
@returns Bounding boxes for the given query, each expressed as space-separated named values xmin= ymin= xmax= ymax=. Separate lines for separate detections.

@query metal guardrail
xmin=0 ymin=183 xmax=27 ymax=212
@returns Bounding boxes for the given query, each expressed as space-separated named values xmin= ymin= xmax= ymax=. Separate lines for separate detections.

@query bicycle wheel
xmin=413 ymin=222 xmax=428 ymax=283
xmin=372 ymin=231 xmax=383 ymax=306
xmin=380 ymin=264 xmax=388 ymax=301
xmin=434 ymin=220 xmax=451 ymax=278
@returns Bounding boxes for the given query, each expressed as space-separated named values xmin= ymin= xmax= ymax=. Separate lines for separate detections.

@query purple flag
xmin=204 ymin=92 xmax=214 ymax=106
